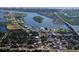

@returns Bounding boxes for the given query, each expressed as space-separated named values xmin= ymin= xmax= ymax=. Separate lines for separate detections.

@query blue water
xmin=0 ymin=26 xmax=8 ymax=32
xmin=0 ymin=9 xmax=79 ymax=31
xmin=24 ymin=12 xmax=68 ymax=29
xmin=0 ymin=10 xmax=8 ymax=32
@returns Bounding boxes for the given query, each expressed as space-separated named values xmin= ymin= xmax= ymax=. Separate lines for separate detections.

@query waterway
xmin=0 ymin=9 xmax=79 ymax=31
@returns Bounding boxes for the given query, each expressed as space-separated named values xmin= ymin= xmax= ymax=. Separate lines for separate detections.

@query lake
xmin=24 ymin=12 xmax=68 ymax=29
xmin=0 ymin=9 xmax=79 ymax=31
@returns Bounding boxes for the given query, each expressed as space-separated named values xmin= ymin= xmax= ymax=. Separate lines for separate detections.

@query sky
xmin=0 ymin=0 xmax=79 ymax=7
xmin=0 ymin=0 xmax=79 ymax=58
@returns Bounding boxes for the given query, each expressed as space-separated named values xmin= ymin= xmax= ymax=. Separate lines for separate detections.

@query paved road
xmin=53 ymin=12 xmax=79 ymax=36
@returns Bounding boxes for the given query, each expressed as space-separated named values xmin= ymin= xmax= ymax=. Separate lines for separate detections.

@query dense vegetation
xmin=57 ymin=12 xmax=79 ymax=25
xmin=33 ymin=16 xmax=43 ymax=23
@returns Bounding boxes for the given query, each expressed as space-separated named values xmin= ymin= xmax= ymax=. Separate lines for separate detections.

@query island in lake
xmin=33 ymin=16 xmax=43 ymax=23
xmin=0 ymin=7 xmax=78 ymax=52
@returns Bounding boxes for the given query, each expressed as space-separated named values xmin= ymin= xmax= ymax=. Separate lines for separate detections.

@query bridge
xmin=53 ymin=12 xmax=79 ymax=36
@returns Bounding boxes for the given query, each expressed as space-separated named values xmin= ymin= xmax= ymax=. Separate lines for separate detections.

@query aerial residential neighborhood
xmin=0 ymin=7 xmax=79 ymax=52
